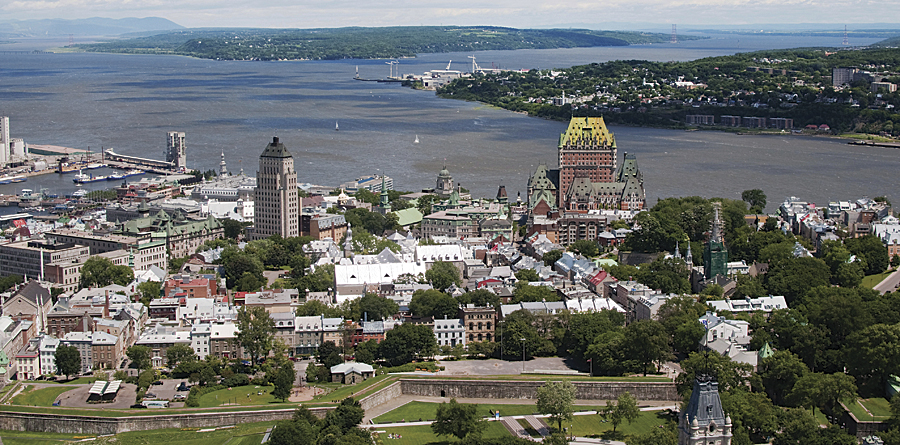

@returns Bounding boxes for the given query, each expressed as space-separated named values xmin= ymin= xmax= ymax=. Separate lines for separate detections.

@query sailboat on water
xmin=414 ymin=135 xmax=419 ymax=144
xmin=335 ymin=121 xmax=339 ymax=131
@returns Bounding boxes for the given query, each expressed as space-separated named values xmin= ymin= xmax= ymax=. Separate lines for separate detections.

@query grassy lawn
xmin=11 ymin=386 xmax=75 ymax=407
xmin=374 ymin=401 xmax=604 ymax=424
xmin=89 ymin=421 xmax=274 ymax=444
xmin=196 ymin=386 xmax=287 ymax=408
xmin=567 ymin=411 xmax=670 ymax=438
xmin=312 ymin=374 xmax=396 ymax=403
xmin=840 ymin=133 xmax=897 ymax=143
xmin=374 ymin=421 xmax=509 ymax=445
xmin=846 ymin=398 xmax=892 ymax=421
xmin=862 ymin=270 xmax=894 ymax=289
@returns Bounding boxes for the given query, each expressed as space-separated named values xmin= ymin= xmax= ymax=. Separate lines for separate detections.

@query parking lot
xmin=147 ymin=378 xmax=190 ymax=402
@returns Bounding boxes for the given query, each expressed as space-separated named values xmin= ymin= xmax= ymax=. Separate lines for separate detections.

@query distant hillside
xmin=872 ymin=35 xmax=900 ymax=47
xmin=0 ymin=17 xmax=183 ymax=37
xmin=74 ymin=26 xmax=701 ymax=61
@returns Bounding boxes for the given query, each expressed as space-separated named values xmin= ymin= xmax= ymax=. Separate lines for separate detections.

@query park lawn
xmin=374 ymin=401 xmax=604 ymax=424
xmin=846 ymin=398 xmax=892 ymax=421
xmin=313 ymin=374 xmax=396 ymax=403
xmin=11 ymin=386 xmax=75 ymax=407
xmin=196 ymin=386 xmax=287 ymax=408
xmin=91 ymin=421 xmax=274 ymax=444
xmin=567 ymin=411 xmax=669 ymax=438
xmin=862 ymin=270 xmax=894 ymax=289
xmin=374 ymin=421 xmax=508 ymax=445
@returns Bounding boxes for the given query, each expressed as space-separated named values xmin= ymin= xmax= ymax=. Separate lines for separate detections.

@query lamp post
xmin=521 ymin=338 xmax=526 ymax=373
xmin=588 ymin=358 xmax=592 ymax=377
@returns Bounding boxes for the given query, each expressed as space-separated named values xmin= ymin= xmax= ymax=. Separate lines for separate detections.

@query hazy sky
xmin=2 ymin=0 xmax=898 ymax=29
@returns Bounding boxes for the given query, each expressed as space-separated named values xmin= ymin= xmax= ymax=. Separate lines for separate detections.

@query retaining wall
xmin=359 ymin=381 xmax=402 ymax=412
xmin=0 ymin=407 xmax=332 ymax=435
xmin=399 ymin=379 xmax=679 ymax=401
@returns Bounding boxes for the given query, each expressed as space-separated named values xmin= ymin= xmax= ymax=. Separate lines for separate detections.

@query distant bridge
xmin=0 ymin=50 xmax=48 ymax=55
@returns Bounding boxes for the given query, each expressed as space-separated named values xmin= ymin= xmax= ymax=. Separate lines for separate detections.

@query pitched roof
xmin=260 ymin=137 xmax=294 ymax=158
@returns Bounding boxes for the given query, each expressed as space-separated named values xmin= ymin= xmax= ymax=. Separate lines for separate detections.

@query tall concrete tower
xmin=166 ymin=131 xmax=187 ymax=171
xmin=253 ymin=137 xmax=299 ymax=240
xmin=0 ymin=117 xmax=10 ymax=167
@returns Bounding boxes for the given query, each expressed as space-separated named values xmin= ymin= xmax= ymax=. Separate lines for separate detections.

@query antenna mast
xmin=671 ymin=24 xmax=678 ymax=44
xmin=843 ymin=25 xmax=849 ymax=46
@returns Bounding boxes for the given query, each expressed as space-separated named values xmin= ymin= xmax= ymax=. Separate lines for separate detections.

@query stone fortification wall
xmin=359 ymin=381 xmax=402 ymax=412
xmin=0 ymin=407 xmax=332 ymax=435
xmin=399 ymin=379 xmax=679 ymax=401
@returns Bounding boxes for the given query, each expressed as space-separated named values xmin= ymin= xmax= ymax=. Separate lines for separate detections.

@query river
xmin=0 ymin=33 xmax=894 ymax=210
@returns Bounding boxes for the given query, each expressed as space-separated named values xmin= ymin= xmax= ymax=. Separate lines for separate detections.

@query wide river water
xmin=0 ymin=33 xmax=895 ymax=210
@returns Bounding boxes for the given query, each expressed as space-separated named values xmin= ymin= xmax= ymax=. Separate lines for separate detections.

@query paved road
xmin=874 ymin=269 xmax=900 ymax=294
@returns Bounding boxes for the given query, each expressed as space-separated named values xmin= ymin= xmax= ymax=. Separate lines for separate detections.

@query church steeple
xmin=678 ymin=370 xmax=733 ymax=445
xmin=379 ymin=175 xmax=391 ymax=214
xmin=219 ymin=151 xmax=228 ymax=176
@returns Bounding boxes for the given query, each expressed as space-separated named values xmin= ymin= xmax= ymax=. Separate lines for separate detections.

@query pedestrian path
xmin=523 ymin=415 xmax=550 ymax=437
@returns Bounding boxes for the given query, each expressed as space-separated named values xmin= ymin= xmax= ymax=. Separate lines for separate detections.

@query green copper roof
xmin=758 ymin=342 xmax=775 ymax=359
xmin=260 ymin=136 xmax=294 ymax=158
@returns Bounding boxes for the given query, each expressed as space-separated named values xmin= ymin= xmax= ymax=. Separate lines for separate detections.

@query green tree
xmin=756 ymin=350 xmax=808 ymax=406
xmin=54 ymin=344 xmax=81 ymax=380
xmin=80 ymin=256 xmax=135 ymax=288
xmin=270 ymin=418 xmax=317 ymax=445
xmin=137 ymin=281 xmax=161 ymax=306
xmin=323 ymin=397 xmax=365 ymax=433
xmin=676 ymin=352 xmax=752 ymax=395
xmin=627 ymin=426 xmax=677 ymax=445
xmin=379 ymin=323 xmax=438 ymax=366
xmin=536 ymin=380 xmax=576 ymax=431
xmin=847 ymin=323 xmax=900 ymax=391
xmin=235 ymin=305 xmax=276 ymax=367
xmin=409 ymin=289 xmax=458 ymax=319
xmin=622 ymin=320 xmax=671 ymax=376
xmin=127 ymin=345 xmax=151 ymax=370
xmin=741 ymin=189 xmax=767 ymax=213
xmin=431 ymin=398 xmax=486 ymax=439
xmin=358 ymin=293 xmax=399 ymax=321
xmin=220 ymin=247 xmax=265 ymax=291
xmin=273 ymin=361 xmax=296 ymax=402
xmin=568 ymin=240 xmax=599 ymax=257
xmin=456 ymin=288 xmax=501 ymax=308
xmin=601 ymin=392 xmax=639 ymax=433
xmin=514 ymin=268 xmax=540 ymax=283
xmin=765 ymin=257 xmax=831 ymax=304
xmin=846 ymin=234 xmax=890 ymax=275
xmin=425 ymin=261 xmax=461 ymax=291
xmin=542 ymin=250 xmax=564 ymax=266
xmin=512 ymin=283 xmax=559 ymax=303
xmin=166 ymin=343 xmax=196 ymax=367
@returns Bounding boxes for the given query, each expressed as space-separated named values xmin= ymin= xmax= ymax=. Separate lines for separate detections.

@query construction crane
xmin=467 ymin=55 xmax=479 ymax=74
xmin=446 ymin=60 xmax=452 ymax=70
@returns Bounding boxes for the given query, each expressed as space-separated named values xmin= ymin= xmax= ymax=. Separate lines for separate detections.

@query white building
xmin=191 ymin=323 xmax=211 ymax=360
xmin=433 ymin=317 xmax=466 ymax=347
xmin=39 ymin=335 xmax=60 ymax=376
xmin=707 ymin=296 xmax=788 ymax=314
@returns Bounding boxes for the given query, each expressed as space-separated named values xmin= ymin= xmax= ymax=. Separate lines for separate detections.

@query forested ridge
xmin=74 ymin=26 xmax=698 ymax=61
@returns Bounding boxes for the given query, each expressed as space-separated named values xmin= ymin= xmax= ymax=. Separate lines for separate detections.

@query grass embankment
xmin=845 ymin=397 xmax=892 ymax=421
xmin=311 ymin=374 xmax=397 ymax=403
xmin=42 ymin=376 xmax=101 ymax=385
xmin=839 ymin=133 xmax=898 ymax=143
xmin=11 ymin=386 xmax=74 ymax=406
xmin=374 ymin=421 xmax=509 ymax=445
xmin=374 ymin=401 xmax=603 ymax=424
xmin=95 ymin=420 xmax=273 ymax=444
xmin=568 ymin=411 xmax=670 ymax=438
xmin=862 ymin=270 xmax=895 ymax=289
xmin=0 ymin=430 xmax=87 ymax=444
xmin=196 ymin=385 xmax=280 ymax=408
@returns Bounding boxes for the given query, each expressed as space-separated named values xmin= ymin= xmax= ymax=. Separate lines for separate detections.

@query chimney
xmin=104 ymin=290 xmax=110 ymax=318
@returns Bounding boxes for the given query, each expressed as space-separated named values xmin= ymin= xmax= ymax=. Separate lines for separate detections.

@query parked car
xmin=152 ymin=380 xmax=164 ymax=385
xmin=130 ymin=404 xmax=148 ymax=409
xmin=144 ymin=393 xmax=157 ymax=398
xmin=173 ymin=394 xmax=186 ymax=400
xmin=177 ymin=383 xmax=189 ymax=392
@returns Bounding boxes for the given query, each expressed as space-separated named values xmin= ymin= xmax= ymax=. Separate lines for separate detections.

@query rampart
xmin=0 ymin=378 xmax=677 ymax=434
xmin=399 ymin=379 xmax=679 ymax=401
xmin=0 ymin=407 xmax=332 ymax=435
xmin=359 ymin=381 xmax=402 ymax=412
